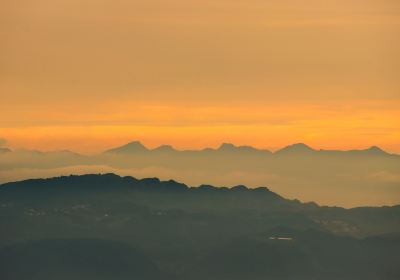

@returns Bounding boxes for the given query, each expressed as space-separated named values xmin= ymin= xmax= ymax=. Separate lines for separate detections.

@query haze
xmin=1 ymin=0 xmax=400 ymax=153
xmin=1 ymin=141 xmax=400 ymax=207
xmin=1 ymin=3 xmax=400 ymax=277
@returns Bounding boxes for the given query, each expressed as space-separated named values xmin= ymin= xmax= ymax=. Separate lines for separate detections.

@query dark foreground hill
xmin=0 ymin=239 xmax=170 ymax=280
xmin=0 ymin=174 xmax=399 ymax=280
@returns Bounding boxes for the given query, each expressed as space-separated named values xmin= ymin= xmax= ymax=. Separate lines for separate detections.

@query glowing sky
xmin=1 ymin=0 xmax=399 ymax=153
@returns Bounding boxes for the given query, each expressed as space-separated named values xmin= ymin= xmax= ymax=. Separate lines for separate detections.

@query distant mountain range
xmin=1 ymin=141 xmax=399 ymax=207
xmin=0 ymin=140 xmax=396 ymax=157
xmin=103 ymin=141 xmax=393 ymax=156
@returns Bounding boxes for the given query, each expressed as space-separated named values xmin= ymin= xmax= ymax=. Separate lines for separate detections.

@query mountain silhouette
xmin=319 ymin=145 xmax=389 ymax=156
xmin=0 ymin=173 xmax=399 ymax=280
xmin=1 ymin=141 xmax=399 ymax=207
xmin=1 ymin=141 xmax=393 ymax=157
xmin=0 ymin=173 xmax=277 ymax=196
xmin=217 ymin=143 xmax=272 ymax=154
xmin=102 ymin=140 xmax=393 ymax=157
xmin=365 ymin=145 xmax=387 ymax=154
xmin=152 ymin=144 xmax=176 ymax=153
xmin=104 ymin=141 xmax=350 ymax=155
xmin=218 ymin=143 xmax=241 ymax=151
xmin=345 ymin=145 xmax=387 ymax=155
xmin=104 ymin=141 xmax=148 ymax=154
xmin=275 ymin=143 xmax=316 ymax=155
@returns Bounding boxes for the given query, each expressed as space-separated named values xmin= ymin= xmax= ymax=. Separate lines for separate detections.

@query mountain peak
xmin=104 ymin=141 xmax=148 ymax=154
xmin=367 ymin=145 xmax=382 ymax=151
xmin=152 ymin=145 xmax=176 ymax=152
xmin=276 ymin=143 xmax=315 ymax=154
xmin=365 ymin=145 xmax=387 ymax=154
xmin=218 ymin=143 xmax=237 ymax=150
xmin=217 ymin=143 xmax=267 ymax=153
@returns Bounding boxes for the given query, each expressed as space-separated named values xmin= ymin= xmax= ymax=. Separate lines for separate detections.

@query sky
xmin=1 ymin=0 xmax=399 ymax=154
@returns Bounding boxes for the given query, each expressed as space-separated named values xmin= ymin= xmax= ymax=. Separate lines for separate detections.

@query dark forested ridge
xmin=0 ymin=173 xmax=399 ymax=280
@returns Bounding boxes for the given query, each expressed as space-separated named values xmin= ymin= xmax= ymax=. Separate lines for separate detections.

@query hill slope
xmin=0 ymin=174 xmax=399 ymax=280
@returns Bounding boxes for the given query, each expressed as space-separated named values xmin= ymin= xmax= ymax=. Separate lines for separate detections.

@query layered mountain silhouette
xmin=0 ymin=141 xmax=395 ymax=157
xmin=103 ymin=141 xmax=393 ymax=156
xmin=0 ymin=174 xmax=399 ymax=280
xmin=103 ymin=141 xmax=273 ymax=155
xmin=1 ymin=141 xmax=399 ymax=207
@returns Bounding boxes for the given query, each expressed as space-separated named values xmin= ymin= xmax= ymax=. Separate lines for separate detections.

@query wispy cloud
xmin=0 ymin=138 xmax=7 ymax=147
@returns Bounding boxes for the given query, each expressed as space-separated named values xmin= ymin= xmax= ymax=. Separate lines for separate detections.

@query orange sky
xmin=1 ymin=0 xmax=399 ymax=154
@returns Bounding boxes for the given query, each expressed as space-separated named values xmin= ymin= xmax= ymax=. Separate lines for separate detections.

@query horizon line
xmin=1 ymin=140 xmax=396 ymax=156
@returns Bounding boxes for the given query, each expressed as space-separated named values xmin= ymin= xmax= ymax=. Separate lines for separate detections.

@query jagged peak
xmin=152 ymin=145 xmax=176 ymax=152
xmin=104 ymin=140 xmax=148 ymax=154
xmin=218 ymin=143 xmax=237 ymax=150
xmin=124 ymin=140 xmax=147 ymax=148
xmin=218 ymin=143 xmax=267 ymax=153
xmin=276 ymin=143 xmax=315 ymax=154
xmin=366 ymin=145 xmax=387 ymax=154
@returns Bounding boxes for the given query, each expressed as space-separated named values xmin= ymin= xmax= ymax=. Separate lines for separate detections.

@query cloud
xmin=0 ymin=138 xmax=7 ymax=147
